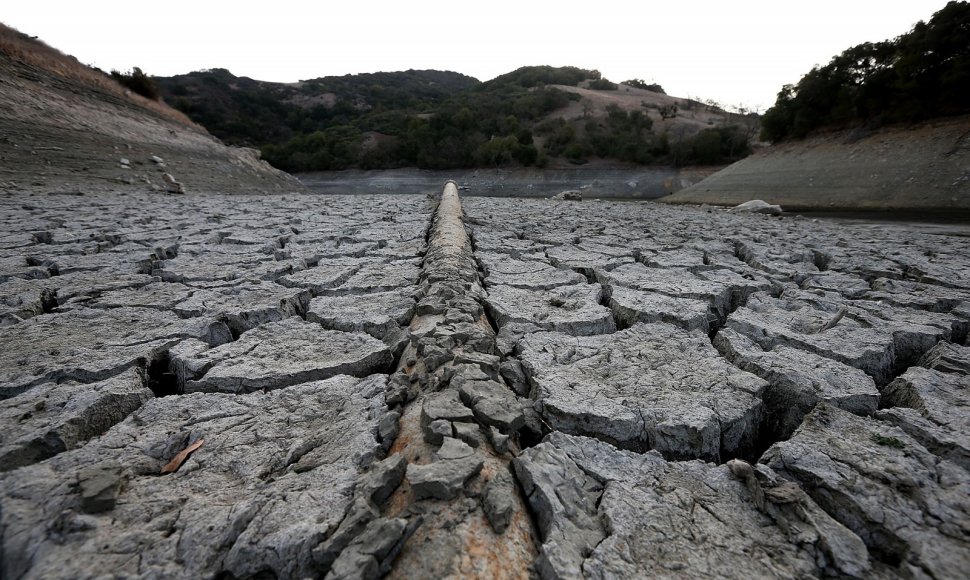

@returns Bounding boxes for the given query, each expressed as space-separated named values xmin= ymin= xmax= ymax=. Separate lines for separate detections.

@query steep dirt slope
xmin=0 ymin=24 xmax=303 ymax=195
xmin=664 ymin=115 xmax=970 ymax=212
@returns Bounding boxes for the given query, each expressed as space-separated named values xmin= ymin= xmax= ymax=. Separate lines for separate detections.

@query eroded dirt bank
xmin=0 ymin=25 xmax=302 ymax=195
xmin=665 ymin=114 xmax=970 ymax=211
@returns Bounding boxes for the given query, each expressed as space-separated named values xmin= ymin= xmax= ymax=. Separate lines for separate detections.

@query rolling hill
xmin=155 ymin=66 xmax=757 ymax=172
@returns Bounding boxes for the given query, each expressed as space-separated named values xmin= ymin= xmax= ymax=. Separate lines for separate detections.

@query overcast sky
xmin=3 ymin=1 xmax=951 ymax=111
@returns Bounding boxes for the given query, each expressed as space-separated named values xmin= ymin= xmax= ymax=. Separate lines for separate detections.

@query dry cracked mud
xmin=2 ymin=186 xmax=970 ymax=579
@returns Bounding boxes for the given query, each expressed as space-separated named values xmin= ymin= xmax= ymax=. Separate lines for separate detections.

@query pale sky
xmin=3 ymin=1 xmax=951 ymax=111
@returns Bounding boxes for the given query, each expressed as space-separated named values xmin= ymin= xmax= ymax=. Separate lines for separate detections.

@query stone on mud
xmin=520 ymin=323 xmax=766 ymax=461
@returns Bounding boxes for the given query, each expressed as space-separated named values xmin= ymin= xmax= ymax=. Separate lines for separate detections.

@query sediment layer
xmin=2 ymin=188 xmax=969 ymax=578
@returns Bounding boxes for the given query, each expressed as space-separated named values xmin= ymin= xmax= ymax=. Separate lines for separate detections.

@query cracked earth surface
xmin=2 ymin=187 xmax=969 ymax=579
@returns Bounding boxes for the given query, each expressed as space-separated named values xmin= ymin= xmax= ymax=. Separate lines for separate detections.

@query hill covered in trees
xmin=154 ymin=66 xmax=755 ymax=172
xmin=761 ymin=1 xmax=970 ymax=142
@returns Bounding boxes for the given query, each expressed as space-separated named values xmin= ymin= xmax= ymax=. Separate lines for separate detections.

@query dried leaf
xmin=160 ymin=438 xmax=204 ymax=475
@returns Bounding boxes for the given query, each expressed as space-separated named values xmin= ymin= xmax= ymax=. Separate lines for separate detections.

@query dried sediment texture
xmin=3 ymin=190 xmax=970 ymax=578
xmin=877 ymin=365 xmax=970 ymax=471
xmin=465 ymin=196 xmax=970 ymax=577
xmin=485 ymin=283 xmax=616 ymax=336
xmin=0 ymin=307 xmax=232 ymax=398
xmin=514 ymin=432 xmax=870 ymax=579
xmin=762 ymin=404 xmax=970 ymax=579
xmin=715 ymin=327 xmax=880 ymax=439
xmin=0 ymin=193 xmax=432 ymax=578
xmin=0 ymin=368 xmax=152 ymax=471
xmin=0 ymin=376 xmax=390 ymax=580
xmin=520 ymin=323 xmax=766 ymax=462
xmin=176 ymin=318 xmax=393 ymax=394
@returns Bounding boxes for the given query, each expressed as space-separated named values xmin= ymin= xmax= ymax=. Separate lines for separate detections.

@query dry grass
xmin=0 ymin=23 xmax=198 ymax=128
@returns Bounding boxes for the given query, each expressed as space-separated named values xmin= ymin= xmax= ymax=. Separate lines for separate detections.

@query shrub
xmin=588 ymin=78 xmax=617 ymax=90
xmin=110 ymin=67 xmax=160 ymax=100
xmin=624 ymin=79 xmax=666 ymax=93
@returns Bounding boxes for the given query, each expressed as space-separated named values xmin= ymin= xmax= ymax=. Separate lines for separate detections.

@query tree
xmin=110 ymin=67 xmax=160 ymax=100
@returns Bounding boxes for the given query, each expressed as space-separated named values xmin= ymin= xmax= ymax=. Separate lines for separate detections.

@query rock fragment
xmin=406 ymin=456 xmax=484 ymax=500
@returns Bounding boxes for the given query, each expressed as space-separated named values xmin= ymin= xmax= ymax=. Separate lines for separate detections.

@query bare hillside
xmin=664 ymin=115 xmax=970 ymax=212
xmin=0 ymin=24 xmax=303 ymax=195
xmin=548 ymin=83 xmax=759 ymax=140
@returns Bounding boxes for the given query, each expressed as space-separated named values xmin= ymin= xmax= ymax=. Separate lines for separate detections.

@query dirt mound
xmin=0 ymin=24 xmax=303 ymax=195
xmin=664 ymin=115 xmax=970 ymax=212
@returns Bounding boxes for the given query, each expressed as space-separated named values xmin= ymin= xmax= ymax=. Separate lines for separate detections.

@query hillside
xmin=155 ymin=66 xmax=756 ymax=172
xmin=664 ymin=115 xmax=970 ymax=211
xmin=667 ymin=1 xmax=970 ymax=212
xmin=0 ymin=24 xmax=302 ymax=195
xmin=155 ymin=68 xmax=479 ymax=147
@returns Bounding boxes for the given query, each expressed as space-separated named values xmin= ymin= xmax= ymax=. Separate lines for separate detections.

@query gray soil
xmin=3 ymin=187 xmax=969 ymax=578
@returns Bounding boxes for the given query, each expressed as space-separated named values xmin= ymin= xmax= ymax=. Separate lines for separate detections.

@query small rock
xmin=436 ymin=437 xmax=474 ymax=460
xmin=453 ymin=422 xmax=484 ymax=448
xmin=406 ymin=456 xmax=483 ymax=500
xmin=482 ymin=470 xmax=516 ymax=534
xmin=162 ymin=173 xmax=184 ymax=194
xmin=487 ymin=426 xmax=509 ymax=454
xmin=731 ymin=200 xmax=783 ymax=215
xmin=552 ymin=190 xmax=582 ymax=201
xmin=76 ymin=460 xmax=124 ymax=514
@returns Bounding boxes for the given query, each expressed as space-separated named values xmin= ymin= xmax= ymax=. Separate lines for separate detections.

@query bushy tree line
xmin=157 ymin=65 xmax=752 ymax=171
xmin=110 ymin=67 xmax=160 ymax=100
xmin=762 ymin=1 xmax=970 ymax=142
xmin=623 ymin=79 xmax=666 ymax=93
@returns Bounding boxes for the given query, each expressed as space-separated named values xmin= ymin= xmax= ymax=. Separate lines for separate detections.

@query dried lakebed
xmin=1 ymin=187 xmax=969 ymax=579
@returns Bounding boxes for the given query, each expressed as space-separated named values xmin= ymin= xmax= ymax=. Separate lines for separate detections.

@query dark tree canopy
xmin=761 ymin=1 xmax=970 ymax=142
